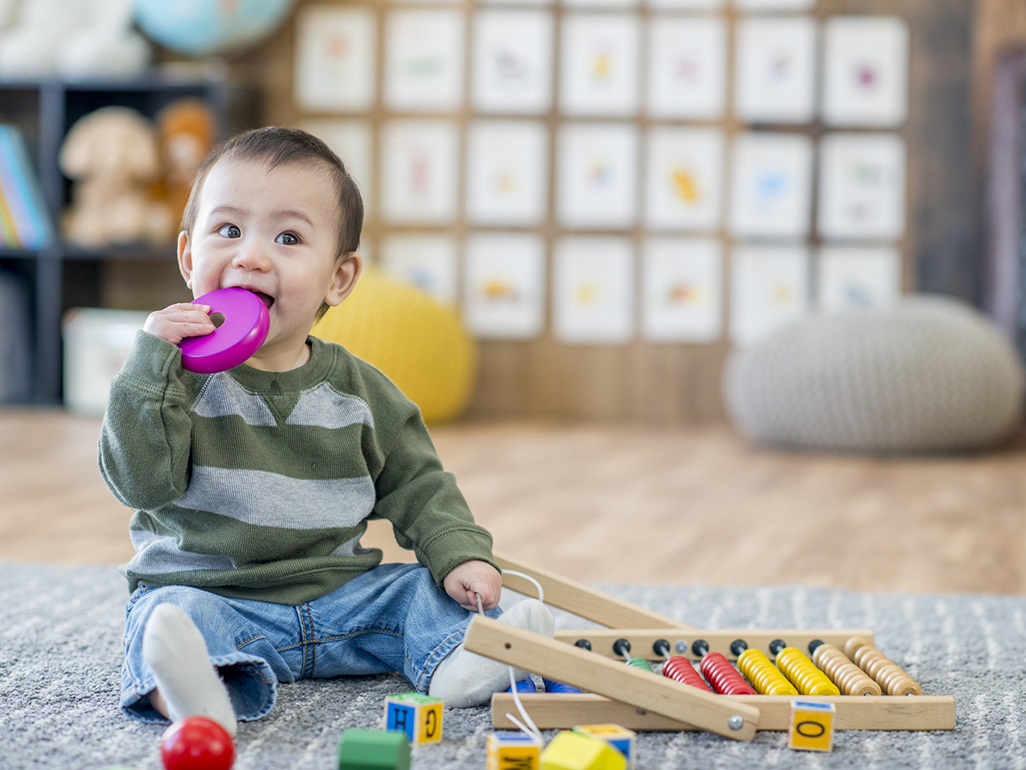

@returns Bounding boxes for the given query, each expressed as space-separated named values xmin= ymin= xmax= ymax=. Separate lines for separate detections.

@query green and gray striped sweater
xmin=99 ymin=332 xmax=496 ymax=605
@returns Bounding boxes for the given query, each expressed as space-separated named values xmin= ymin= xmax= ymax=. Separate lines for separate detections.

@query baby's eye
xmin=276 ymin=231 xmax=300 ymax=246
xmin=217 ymin=224 xmax=241 ymax=238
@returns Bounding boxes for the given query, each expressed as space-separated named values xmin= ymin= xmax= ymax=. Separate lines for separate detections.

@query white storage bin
xmin=62 ymin=308 xmax=149 ymax=415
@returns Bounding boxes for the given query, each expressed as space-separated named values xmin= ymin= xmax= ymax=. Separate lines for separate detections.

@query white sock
xmin=428 ymin=599 xmax=555 ymax=708
xmin=142 ymin=603 xmax=238 ymax=737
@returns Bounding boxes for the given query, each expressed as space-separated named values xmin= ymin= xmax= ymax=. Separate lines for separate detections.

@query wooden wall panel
xmin=238 ymin=0 xmax=977 ymax=423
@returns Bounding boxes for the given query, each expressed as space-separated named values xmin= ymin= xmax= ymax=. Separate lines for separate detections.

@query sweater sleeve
xmin=372 ymin=410 xmax=498 ymax=586
xmin=98 ymin=331 xmax=203 ymax=512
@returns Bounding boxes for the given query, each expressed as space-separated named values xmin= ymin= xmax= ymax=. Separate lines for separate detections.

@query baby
xmin=98 ymin=126 xmax=552 ymax=735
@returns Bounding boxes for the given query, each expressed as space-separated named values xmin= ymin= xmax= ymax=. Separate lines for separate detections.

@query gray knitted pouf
xmin=723 ymin=295 xmax=1026 ymax=453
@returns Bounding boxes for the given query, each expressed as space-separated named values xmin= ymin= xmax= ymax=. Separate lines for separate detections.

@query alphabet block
xmin=383 ymin=693 xmax=444 ymax=746
xmin=787 ymin=700 xmax=836 ymax=752
xmin=571 ymin=724 xmax=635 ymax=769
xmin=540 ymin=730 xmax=626 ymax=770
xmin=486 ymin=732 xmax=542 ymax=770
xmin=337 ymin=728 xmax=411 ymax=770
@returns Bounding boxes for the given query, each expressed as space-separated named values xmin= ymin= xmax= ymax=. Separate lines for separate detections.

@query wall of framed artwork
xmin=250 ymin=0 xmax=976 ymax=421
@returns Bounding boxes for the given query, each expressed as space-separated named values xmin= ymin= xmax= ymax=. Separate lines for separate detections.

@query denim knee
xmin=120 ymin=585 xmax=278 ymax=724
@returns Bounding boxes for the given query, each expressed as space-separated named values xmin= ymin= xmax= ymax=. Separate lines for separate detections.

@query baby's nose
xmin=233 ymin=243 xmax=271 ymax=270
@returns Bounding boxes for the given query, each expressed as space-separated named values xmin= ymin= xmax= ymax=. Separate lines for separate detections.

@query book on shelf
xmin=0 ymin=184 xmax=18 ymax=247
xmin=0 ymin=124 xmax=54 ymax=251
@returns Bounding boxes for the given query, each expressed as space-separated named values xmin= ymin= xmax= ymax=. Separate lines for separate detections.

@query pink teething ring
xmin=178 ymin=288 xmax=270 ymax=373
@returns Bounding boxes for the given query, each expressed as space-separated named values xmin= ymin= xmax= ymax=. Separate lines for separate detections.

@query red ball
xmin=160 ymin=717 xmax=235 ymax=770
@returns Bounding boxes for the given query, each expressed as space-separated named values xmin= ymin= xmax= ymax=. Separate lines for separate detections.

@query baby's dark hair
xmin=181 ymin=126 xmax=363 ymax=263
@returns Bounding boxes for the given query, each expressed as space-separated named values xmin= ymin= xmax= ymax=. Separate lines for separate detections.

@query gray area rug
xmin=1 ymin=561 xmax=1023 ymax=769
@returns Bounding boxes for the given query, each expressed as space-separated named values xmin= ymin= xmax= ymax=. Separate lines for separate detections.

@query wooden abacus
xmin=466 ymin=553 xmax=956 ymax=741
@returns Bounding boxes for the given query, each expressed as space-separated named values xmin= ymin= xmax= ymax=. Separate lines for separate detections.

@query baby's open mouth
xmin=251 ymin=291 xmax=274 ymax=309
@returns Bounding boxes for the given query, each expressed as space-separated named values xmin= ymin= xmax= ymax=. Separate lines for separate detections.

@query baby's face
xmin=179 ymin=156 xmax=351 ymax=369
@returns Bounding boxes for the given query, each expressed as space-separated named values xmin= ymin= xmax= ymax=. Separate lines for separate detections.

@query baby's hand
xmin=143 ymin=302 xmax=216 ymax=345
xmin=443 ymin=560 xmax=502 ymax=612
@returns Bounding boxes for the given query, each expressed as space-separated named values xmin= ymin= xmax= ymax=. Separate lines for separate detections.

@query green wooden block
xmin=338 ymin=728 xmax=411 ymax=770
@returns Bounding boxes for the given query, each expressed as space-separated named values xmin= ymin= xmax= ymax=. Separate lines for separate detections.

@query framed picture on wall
xmin=649 ymin=0 xmax=723 ymax=7
xmin=477 ymin=0 xmax=553 ymax=5
xmin=380 ymin=234 xmax=459 ymax=306
xmin=822 ymin=16 xmax=909 ymax=127
xmin=380 ymin=120 xmax=460 ymax=225
xmin=557 ymin=122 xmax=639 ymax=229
xmin=471 ymin=10 xmax=554 ymax=115
xmin=560 ymin=13 xmax=641 ymax=117
xmin=733 ymin=0 xmax=817 ymax=10
xmin=563 ymin=0 xmax=641 ymax=8
xmin=293 ymin=6 xmax=376 ymax=112
xmin=729 ymin=132 xmax=813 ymax=239
xmin=384 ymin=9 xmax=465 ymax=113
xmin=818 ymin=246 xmax=902 ymax=312
xmin=642 ymin=237 xmax=723 ymax=343
xmin=298 ymin=119 xmax=374 ymax=217
xmin=464 ymin=233 xmax=547 ymax=339
xmin=817 ymin=132 xmax=906 ymax=241
xmin=553 ymin=237 xmax=634 ymax=344
xmin=729 ymin=244 xmax=810 ymax=347
xmin=733 ymin=16 xmax=818 ymax=124
xmin=466 ymin=120 xmax=549 ymax=226
xmin=646 ymin=16 xmax=727 ymax=120
xmin=644 ymin=126 xmax=725 ymax=231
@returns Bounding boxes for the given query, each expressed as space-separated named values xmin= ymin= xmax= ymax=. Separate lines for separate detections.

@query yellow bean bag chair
xmin=312 ymin=266 xmax=477 ymax=425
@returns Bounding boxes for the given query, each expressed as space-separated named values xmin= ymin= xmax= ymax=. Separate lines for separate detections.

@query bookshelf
xmin=0 ymin=73 xmax=259 ymax=404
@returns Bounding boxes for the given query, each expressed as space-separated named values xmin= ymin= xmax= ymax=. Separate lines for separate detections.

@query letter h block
xmin=384 ymin=693 xmax=444 ymax=746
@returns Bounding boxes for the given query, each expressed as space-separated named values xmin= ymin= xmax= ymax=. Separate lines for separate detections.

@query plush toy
xmin=55 ymin=0 xmax=150 ymax=79
xmin=156 ymin=99 xmax=218 ymax=230
xmin=0 ymin=0 xmax=18 ymax=32
xmin=0 ymin=0 xmax=149 ymax=79
xmin=59 ymin=106 xmax=174 ymax=247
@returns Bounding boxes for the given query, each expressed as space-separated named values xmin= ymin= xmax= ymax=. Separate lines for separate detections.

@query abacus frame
xmin=469 ymin=552 xmax=957 ymax=735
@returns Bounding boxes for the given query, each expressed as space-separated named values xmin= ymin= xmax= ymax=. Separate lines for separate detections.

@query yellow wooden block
xmin=384 ymin=693 xmax=443 ymax=746
xmin=486 ymin=732 xmax=542 ymax=770
xmin=788 ymin=700 xmax=836 ymax=752
xmin=571 ymin=724 xmax=635 ymax=770
xmin=540 ymin=731 xmax=626 ymax=770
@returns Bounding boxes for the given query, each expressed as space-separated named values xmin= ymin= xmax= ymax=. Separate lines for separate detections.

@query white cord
xmin=505 ymin=665 xmax=543 ymax=744
xmin=473 ymin=579 xmax=545 ymax=745
xmin=501 ymin=570 xmax=545 ymax=604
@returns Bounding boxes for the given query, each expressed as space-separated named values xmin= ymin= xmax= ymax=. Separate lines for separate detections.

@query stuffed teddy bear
xmin=0 ymin=0 xmax=149 ymax=79
xmin=156 ymin=99 xmax=218 ymax=230
xmin=59 ymin=106 xmax=174 ymax=247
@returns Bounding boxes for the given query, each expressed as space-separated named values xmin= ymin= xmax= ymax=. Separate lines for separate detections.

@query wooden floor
xmin=2 ymin=408 xmax=1024 ymax=595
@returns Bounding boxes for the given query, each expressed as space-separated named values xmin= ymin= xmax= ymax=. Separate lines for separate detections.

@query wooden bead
xmin=843 ymin=635 xmax=871 ymax=659
xmin=811 ymin=643 xmax=882 ymax=697
xmin=845 ymin=637 xmax=922 ymax=696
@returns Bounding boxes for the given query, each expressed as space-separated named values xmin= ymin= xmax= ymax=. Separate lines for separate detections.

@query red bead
xmin=700 ymin=652 xmax=757 ymax=696
xmin=160 ymin=717 xmax=235 ymax=770
xmin=662 ymin=656 xmax=712 ymax=691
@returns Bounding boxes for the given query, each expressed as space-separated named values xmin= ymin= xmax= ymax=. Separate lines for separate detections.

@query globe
xmin=133 ymin=0 xmax=296 ymax=58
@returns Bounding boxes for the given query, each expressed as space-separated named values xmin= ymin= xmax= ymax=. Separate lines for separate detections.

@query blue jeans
xmin=120 ymin=563 xmax=499 ymax=724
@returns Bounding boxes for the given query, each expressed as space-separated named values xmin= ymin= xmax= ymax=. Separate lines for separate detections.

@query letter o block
xmin=787 ymin=700 xmax=836 ymax=752
xmin=384 ymin=693 xmax=444 ymax=746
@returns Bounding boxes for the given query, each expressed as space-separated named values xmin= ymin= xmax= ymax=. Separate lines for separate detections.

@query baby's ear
xmin=177 ymin=231 xmax=193 ymax=288
xmin=326 ymin=253 xmax=362 ymax=307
